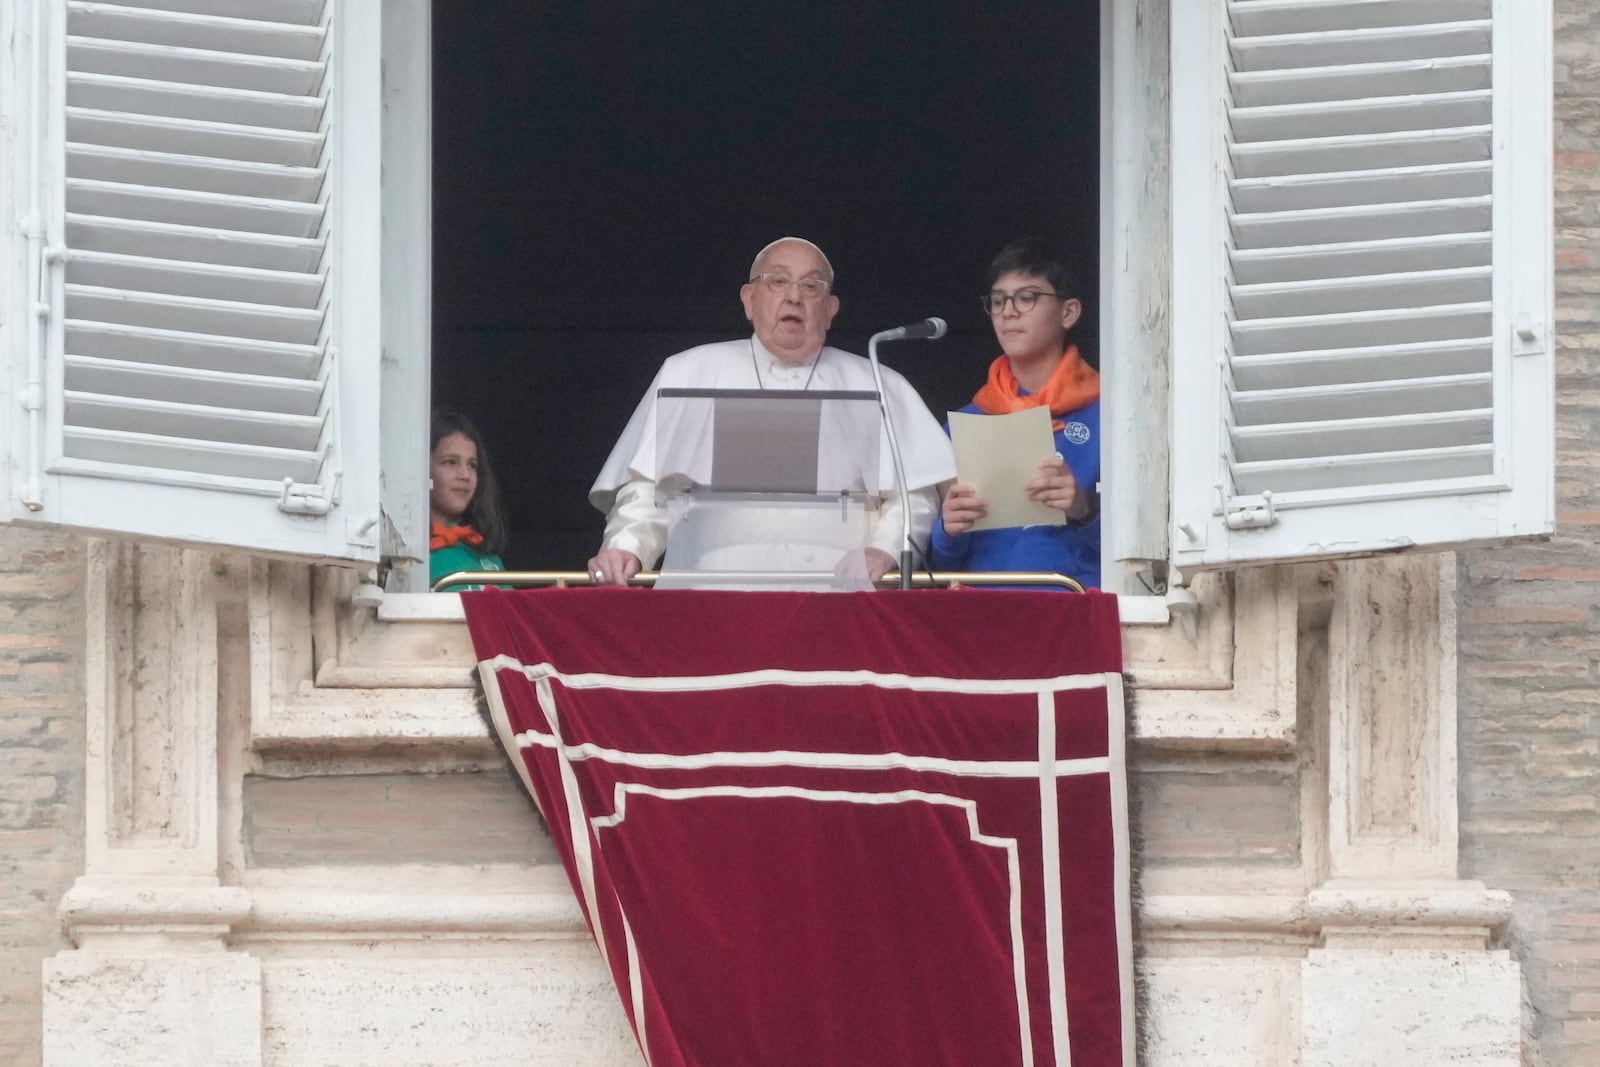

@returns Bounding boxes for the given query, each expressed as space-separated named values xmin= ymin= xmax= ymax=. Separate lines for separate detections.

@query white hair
xmin=748 ymin=236 xmax=834 ymax=284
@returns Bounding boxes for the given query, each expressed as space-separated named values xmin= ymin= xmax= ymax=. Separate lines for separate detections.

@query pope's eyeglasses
xmin=751 ymin=273 xmax=832 ymax=300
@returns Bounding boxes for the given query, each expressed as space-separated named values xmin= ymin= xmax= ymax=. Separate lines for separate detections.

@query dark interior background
xmin=432 ymin=1 xmax=1099 ymax=569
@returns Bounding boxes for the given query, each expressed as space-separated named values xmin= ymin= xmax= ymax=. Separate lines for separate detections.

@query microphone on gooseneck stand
xmin=866 ymin=317 xmax=948 ymax=590
xmin=876 ymin=317 xmax=949 ymax=342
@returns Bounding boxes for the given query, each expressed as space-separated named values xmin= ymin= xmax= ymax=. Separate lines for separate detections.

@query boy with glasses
xmin=931 ymin=238 xmax=1100 ymax=589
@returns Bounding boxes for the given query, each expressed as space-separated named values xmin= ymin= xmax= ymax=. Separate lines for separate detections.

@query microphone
xmin=871 ymin=317 xmax=948 ymax=343
xmin=864 ymin=316 xmax=946 ymax=589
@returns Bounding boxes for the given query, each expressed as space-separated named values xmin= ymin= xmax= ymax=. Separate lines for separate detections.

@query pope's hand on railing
xmin=863 ymin=547 xmax=896 ymax=585
xmin=587 ymin=548 xmax=641 ymax=587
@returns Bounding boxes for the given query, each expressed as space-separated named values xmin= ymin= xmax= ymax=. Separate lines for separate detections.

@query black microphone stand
xmin=866 ymin=319 xmax=947 ymax=589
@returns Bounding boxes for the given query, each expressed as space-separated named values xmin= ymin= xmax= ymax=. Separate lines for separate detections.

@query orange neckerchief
xmin=431 ymin=522 xmax=484 ymax=552
xmin=972 ymin=345 xmax=1100 ymax=431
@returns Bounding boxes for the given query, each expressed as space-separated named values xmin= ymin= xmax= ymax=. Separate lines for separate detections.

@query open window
xmin=428 ymin=1 xmax=1102 ymax=581
xmin=0 ymin=0 xmax=1553 ymax=591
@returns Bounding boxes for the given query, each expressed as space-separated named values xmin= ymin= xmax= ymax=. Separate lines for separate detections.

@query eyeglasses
xmin=751 ymin=273 xmax=832 ymax=300
xmin=981 ymin=289 xmax=1061 ymax=315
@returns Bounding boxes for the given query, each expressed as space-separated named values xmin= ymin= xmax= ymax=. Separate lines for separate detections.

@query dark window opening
xmin=432 ymin=1 xmax=1100 ymax=570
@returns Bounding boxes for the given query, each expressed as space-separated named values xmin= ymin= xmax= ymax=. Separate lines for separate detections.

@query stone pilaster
xmin=1301 ymin=552 xmax=1518 ymax=1066
xmin=43 ymin=541 xmax=259 ymax=1067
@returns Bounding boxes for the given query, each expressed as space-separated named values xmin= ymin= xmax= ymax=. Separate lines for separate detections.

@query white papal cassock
xmin=590 ymin=337 xmax=957 ymax=578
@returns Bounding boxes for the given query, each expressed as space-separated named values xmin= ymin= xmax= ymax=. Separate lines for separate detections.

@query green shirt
xmin=430 ymin=540 xmax=504 ymax=590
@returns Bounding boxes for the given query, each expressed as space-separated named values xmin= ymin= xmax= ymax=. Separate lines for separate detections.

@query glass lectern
xmin=653 ymin=388 xmax=883 ymax=591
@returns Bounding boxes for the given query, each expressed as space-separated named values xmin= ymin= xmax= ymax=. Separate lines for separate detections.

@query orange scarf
xmin=972 ymin=345 xmax=1099 ymax=431
xmin=430 ymin=522 xmax=484 ymax=551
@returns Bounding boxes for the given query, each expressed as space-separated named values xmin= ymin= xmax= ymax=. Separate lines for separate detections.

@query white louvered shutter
xmin=2 ymin=0 xmax=384 ymax=561
xmin=1169 ymin=0 xmax=1552 ymax=569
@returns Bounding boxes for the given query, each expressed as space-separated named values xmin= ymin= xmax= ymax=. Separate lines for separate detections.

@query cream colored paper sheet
xmin=948 ymin=406 xmax=1065 ymax=532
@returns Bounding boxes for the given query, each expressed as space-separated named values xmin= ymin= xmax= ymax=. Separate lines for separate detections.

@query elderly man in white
xmin=587 ymin=237 xmax=955 ymax=588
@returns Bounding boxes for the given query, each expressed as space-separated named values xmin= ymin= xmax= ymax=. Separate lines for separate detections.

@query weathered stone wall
xmin=1456 ymin=3 xmax=1600 ymax=1063
xmin=242 ymin=772 xmax=558 ymax=868
xmin=0 ymin=529 xmax=84 ymax=1067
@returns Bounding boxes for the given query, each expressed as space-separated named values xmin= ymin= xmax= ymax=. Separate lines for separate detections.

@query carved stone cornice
xmin=58 ymin=877 xmax=251 ymax=948
xmin=248 ymin=564 xmax=1301 ymax=752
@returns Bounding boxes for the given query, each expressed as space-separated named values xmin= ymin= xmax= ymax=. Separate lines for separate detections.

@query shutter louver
xmin=1225 ymin=0 xmax=1493 ymax=498
xmin=59 ymin=0 xmax=333 ymax=489
xmin=2 ymin=0 xmax=386 ymax=562
xmin=1170 ymin=0 xmax=1552 ymax=569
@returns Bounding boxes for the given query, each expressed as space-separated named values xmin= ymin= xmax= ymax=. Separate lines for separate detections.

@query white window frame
xmin=375 ymin=0 xmax=433 ymax=589
xmin=1100 ymin=0 xmax=1176 ymax=594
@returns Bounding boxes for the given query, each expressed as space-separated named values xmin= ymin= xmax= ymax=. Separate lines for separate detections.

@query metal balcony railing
xmin=432 ymin=570 xmax=1086 ymax=593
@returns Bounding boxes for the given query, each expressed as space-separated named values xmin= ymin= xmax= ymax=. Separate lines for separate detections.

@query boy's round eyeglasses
xmin=981 ymin=290 xmax=1060 ymax=314
xmin=751 ymin=273 xmax=832 ymax=300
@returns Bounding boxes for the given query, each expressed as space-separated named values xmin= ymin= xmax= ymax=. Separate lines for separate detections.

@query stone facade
xmin=0 ymin=529 xmax=83 ymax=1067
xmin=1454 ymin=3 xmax=1600 ymax=1062
xmin=0 ymin=535 xmax=1514 ymax=1065
xmin=2 ymin=3 xmax=1595 ymax=1065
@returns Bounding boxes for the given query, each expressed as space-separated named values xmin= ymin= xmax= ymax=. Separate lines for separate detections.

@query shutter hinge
xmin=277 ymin=478 xmax=333 ymax=516
xmin=1219 ymin=485 xmax=1278 ymax=530
xmin=1513 ymin=312 xmax=1545 ymax=357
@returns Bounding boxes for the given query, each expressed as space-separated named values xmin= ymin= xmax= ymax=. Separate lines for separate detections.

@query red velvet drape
xmin=464 ymin=589 xmax=1131 ymax=1067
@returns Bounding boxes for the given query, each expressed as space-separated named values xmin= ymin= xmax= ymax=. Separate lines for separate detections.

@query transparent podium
xmin=654 ymin=388 xmax=883 ymax=591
